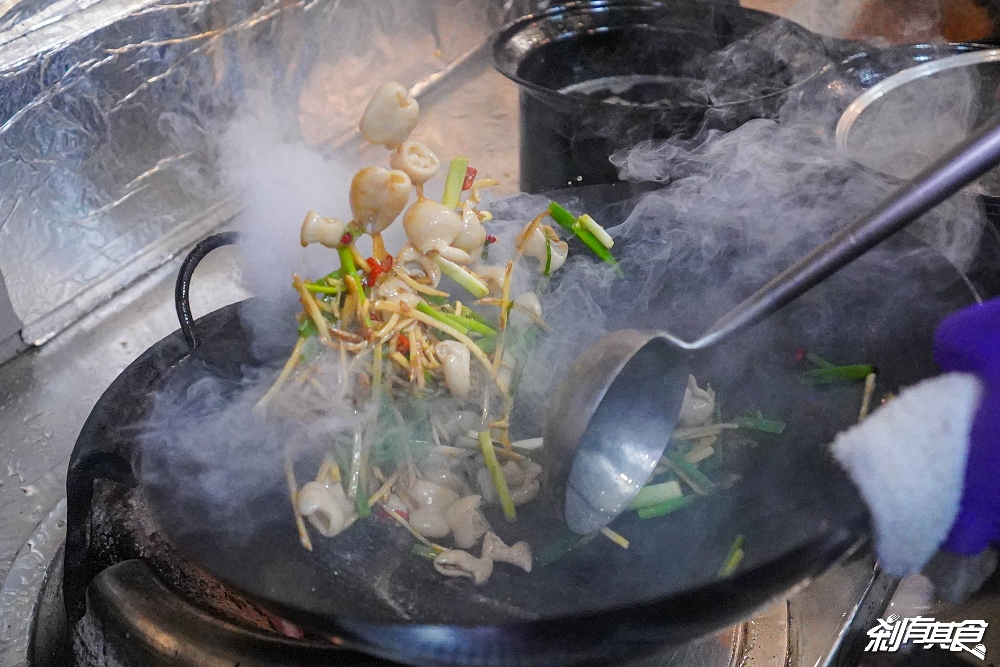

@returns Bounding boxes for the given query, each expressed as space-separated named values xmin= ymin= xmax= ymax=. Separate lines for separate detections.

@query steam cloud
xmin=141 ymin=17 xmax=988 ymax=594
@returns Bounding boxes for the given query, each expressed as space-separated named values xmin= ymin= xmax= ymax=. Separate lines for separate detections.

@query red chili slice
xmin=396 ymin=334 xmax=410 ymax=355
xmin=462 ymin=166 xmax=478 ymax=191
xmin=340 ymin=232 xmax=353 ymax=245
xmin=366 ymin=258 xmax=383 ymax=286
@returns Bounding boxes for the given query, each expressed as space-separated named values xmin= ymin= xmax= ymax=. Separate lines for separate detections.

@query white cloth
xmin=831 ymin=373 xmax=982 ymax=575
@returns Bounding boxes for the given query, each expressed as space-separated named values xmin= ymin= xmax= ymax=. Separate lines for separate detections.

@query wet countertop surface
xmin=0 ymin=242 xmax=249 ymax=588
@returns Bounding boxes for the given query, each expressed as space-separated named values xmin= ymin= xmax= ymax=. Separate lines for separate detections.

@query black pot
xmin=493 ymin=0 xmax=839 ymax=193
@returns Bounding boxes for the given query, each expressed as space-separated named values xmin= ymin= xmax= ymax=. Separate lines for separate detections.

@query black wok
xmin=64 ymin=179 xmax=994 ymax=667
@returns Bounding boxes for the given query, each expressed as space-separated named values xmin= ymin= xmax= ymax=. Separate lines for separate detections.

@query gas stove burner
xmin=75 ymin=560 xmax=393 ymax=667
xmin=16 ymin=496 xmax=762 ymax=667
xmin=69 ymin=561 xmax=754 ymax=667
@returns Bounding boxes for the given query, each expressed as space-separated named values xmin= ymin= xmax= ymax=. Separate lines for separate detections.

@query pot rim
xmin=492 ymin=0 xmax=831 ymax=111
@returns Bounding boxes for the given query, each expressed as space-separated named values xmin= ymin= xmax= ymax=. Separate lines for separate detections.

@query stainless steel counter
xmin=0 ymin=240 xmax=248 ymax=589
xmin=0 ymin=0 xmax=520 ymax=348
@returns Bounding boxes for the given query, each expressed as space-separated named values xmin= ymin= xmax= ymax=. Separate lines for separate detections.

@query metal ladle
xmin=546 ymin=114 xmax=1000 ymax=535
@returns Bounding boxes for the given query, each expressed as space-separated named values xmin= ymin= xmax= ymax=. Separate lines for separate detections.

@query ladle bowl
xmin=547 ymin=112 xmax=1000 ymax=535
xmin=546 ymin=331 xmax=689 ymax=534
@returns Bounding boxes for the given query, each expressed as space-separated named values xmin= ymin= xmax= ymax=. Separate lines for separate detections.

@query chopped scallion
xmin=415 ymin=302 xmax=469 ymax=335
xmin=356 ymin=485 xmax=371 ymax=518
xmin=304 ymin=282 xmax=342 ymax=294
xmin=479 ymin=431 xmax=516 ymax=521
xmin=628 ymin=480 xmax=683 ymax=510
xmin=424 ymin=294 xmax=449 ymax=306
xmin=547 ymin=202 xmax=624 ymax=276
xmin=734 ymin=415 xmax=786 ymax=434
xmin=719 ymin=534 xmax=745 ymax=577
xmin=538 ymin=531 xmax=587 ymax=566
xmin=637 ymin=494 xmax=696 ymax=519
xmin=578 ymin=214 xmax=614 ymax=249
xmin=664 ymin=450 xmax=716 ymax=495
xmin=806 ymin=352 xmax=835 ymax=369
xmin=441 ymin=156 xmax=470 ymax=210
xmin=475 ymin=336 xmax=497 ymax=354
xmin=435 ymin=256 xmax=489 ymax=299
xmin=547 ymin=201 xmax=577 ymax=230
xmin=801 ymin=364 xmax=875 ymax=385
xmin=411 ymin=543 xmax=442 ymax=560
xmin=337 ymin=244 xmax=360 ymax=278
xmin=445 ymin=312 xmax=497 ymax=337
xmin=600 ymin=526 xmax=629 ymax=549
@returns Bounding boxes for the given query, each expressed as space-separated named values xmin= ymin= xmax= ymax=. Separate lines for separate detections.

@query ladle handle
xmin=691 ymin=114 xmax=1000 ymax=350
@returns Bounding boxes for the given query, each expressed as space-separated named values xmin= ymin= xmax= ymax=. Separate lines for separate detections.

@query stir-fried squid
xmin=259 ymin=81 xmax=619 ymax=583
xmin=265 ymin=82 xmax=868 ymax=585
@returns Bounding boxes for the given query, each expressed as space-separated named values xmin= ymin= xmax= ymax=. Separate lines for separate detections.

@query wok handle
xmin=175 ymin=232 xmax=239 ymax=351
xmin=692 ymin=114 xmax=1000 ymax=350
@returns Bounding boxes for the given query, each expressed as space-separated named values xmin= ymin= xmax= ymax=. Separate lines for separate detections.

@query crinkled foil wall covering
xmin=0 ymin=0 xmax=526 ymax=345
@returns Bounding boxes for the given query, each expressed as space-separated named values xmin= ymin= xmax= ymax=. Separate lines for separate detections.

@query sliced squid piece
xmin=300 ymin=211 xmax=346 ymax=248
xmin=435 ymin=341 xmax=471 ymax=400
xmin=440 ymin=411 xmax=481 ymax=440
xmin=510 ymin=292 xmax=543 ymax=328
xmin=501 ymin=460 xmax=526 ymax=487
xmin=477 ymin=468 xmax=496 ymax=505
xmin=402 ymin=199 xmax=464 ymax=256
xmin=522 ymin=460 xmax=543 ymax=478
xmin=420 ymin=466 xmax=468 ymax=495
xmin=473 ymin=264 xmax=507 ymax=294
xmin=433 ymin=549 xmax=493 ymax=585
xmin=384 ymin=493 xmax=409 ymax=518
xmin=508 ymin=459 xmax=543 ymax=506
xmin=436 ymin=245 xmax=473 ymax=265
xmin=359 ymin=82 xmax=419 ymax=149
xmin=678 ymin=375 xmax=716 ymax=427
xmin=321 ymin=480 xmax=357 ymax=526
xmin=409 ymin=480 xmax=460 ymax=508
xmin=478 ymin=458 xmax=542 ymax=507
xmin=409 ymin=508 xmax=449 ymax=539
xmin=408 ymin=480 xmax=460 ymax=539
xmin=445 ymin=495 xmax=491 ymax=549
xmin=513 ymin=292 xmax=542 ymax=318
xmin=390 ymin=141 xmax=440 ymax=186
xmin=509 ymin=478 xmax=540 ymax=506
xmin=396 ymin=244 xmax=442 ymax=287
xmin=452 ymin=206 xmax=487 ymax=257
xmin=297 ymin=481 xmax=353 ymax=537
xmin=480 ymin=531 xmax=532 ymax=573
xmin=376 ymin=277 xmax=421 ymax=308
xmin=350 ymin=166 xmax=411 ymax=234
xmin=515 ymin=222 xmax=568 ymax=273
